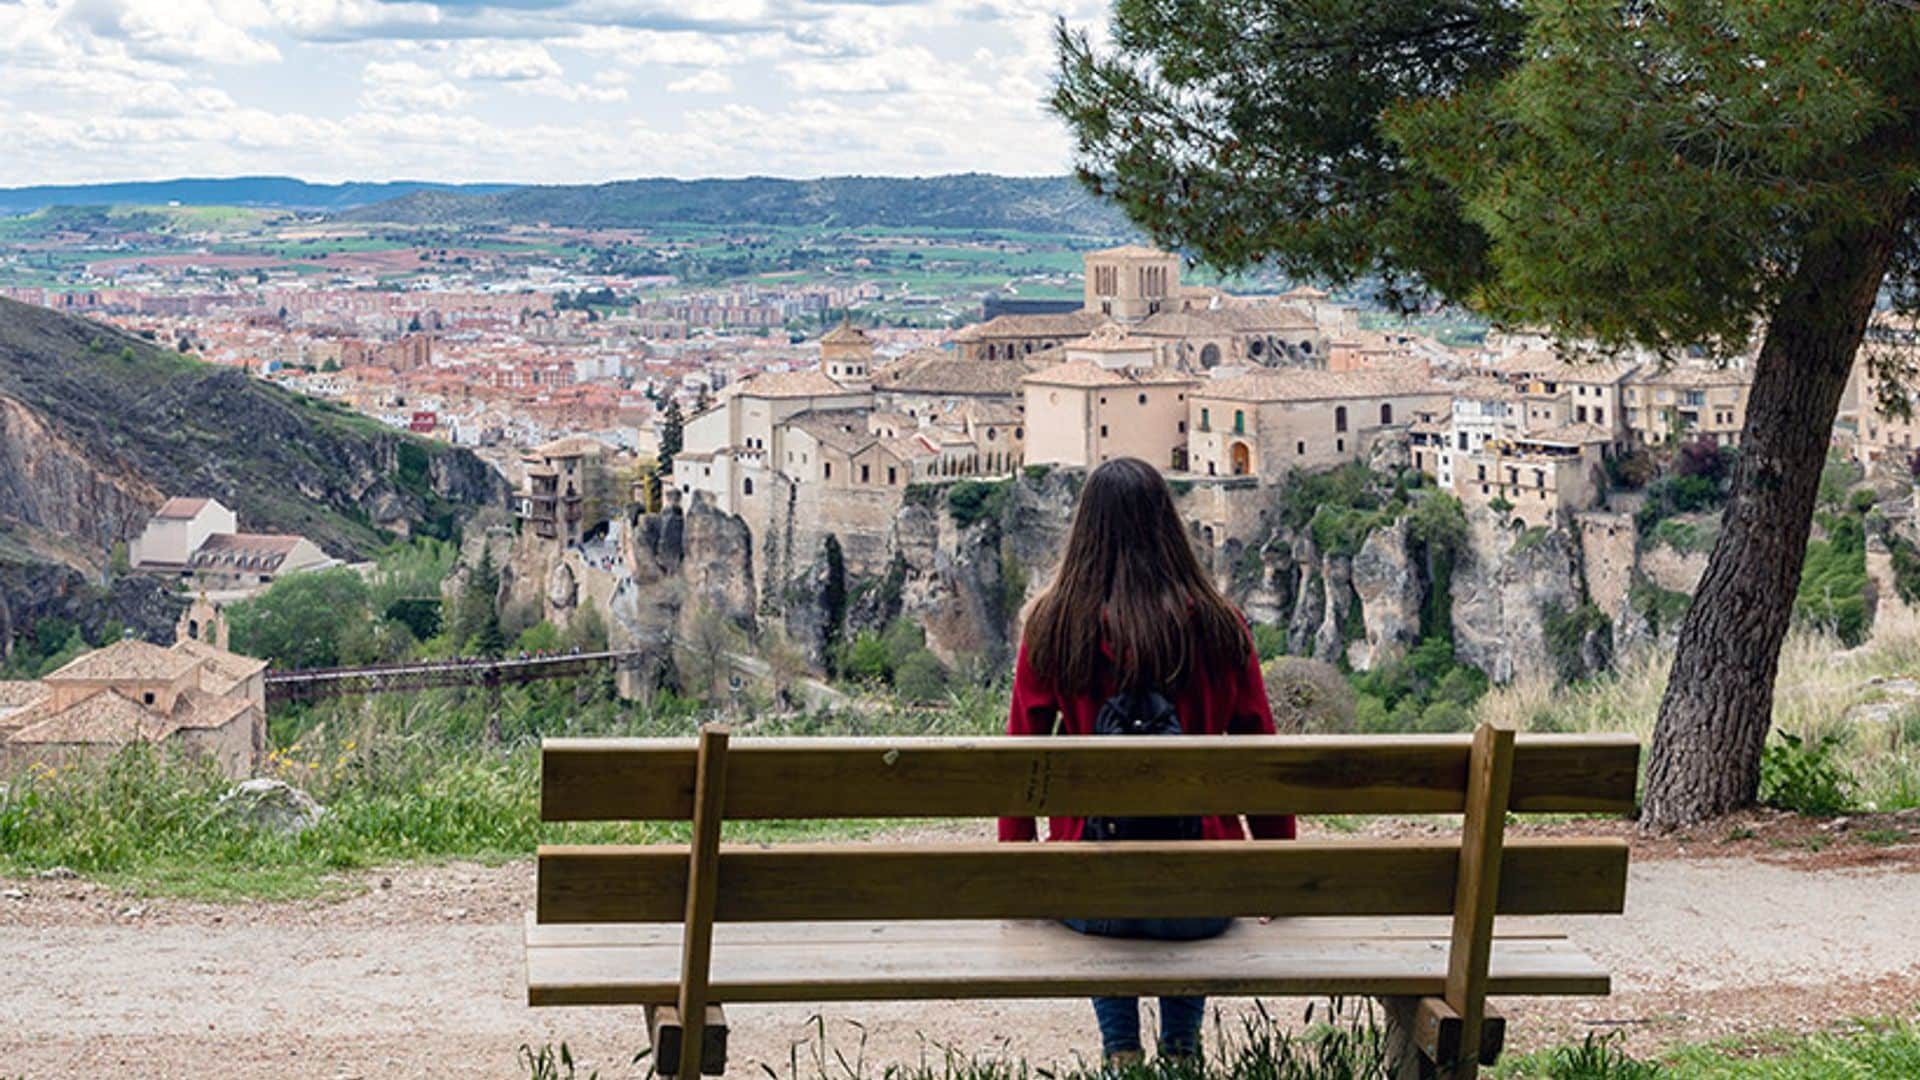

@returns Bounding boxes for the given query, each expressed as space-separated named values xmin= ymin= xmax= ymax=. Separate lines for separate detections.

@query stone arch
xmin=1230 ymin=441 xmax=1252 ymax=476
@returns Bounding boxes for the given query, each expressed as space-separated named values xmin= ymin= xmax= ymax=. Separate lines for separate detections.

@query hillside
xmin=337 ymin=173 xmax=1132 ymax=236
xmin=0 ymin=297 xmax=507 ymax=643
xmin=0 ymin=176 xmax=515 ymax=216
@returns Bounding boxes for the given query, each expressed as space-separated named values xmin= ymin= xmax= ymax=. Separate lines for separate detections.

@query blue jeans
xmin=1062 ymin=917 xmax=1233 ymax=1058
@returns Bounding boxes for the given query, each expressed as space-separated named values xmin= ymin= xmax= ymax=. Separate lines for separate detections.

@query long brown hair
xmin=1023 ymin=457 xmax=1250 ymax=696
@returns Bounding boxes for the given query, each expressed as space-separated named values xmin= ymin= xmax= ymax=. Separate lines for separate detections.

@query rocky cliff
xmin=0 ymin=298 xmax=508 ymax=648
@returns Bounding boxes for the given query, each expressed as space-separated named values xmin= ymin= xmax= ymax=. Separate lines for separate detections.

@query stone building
xmin=1021 ymin=327 xmax=1197 ymax=470
xmin=0 ymin=636 xmax=267 ymax=779
xmin=1850 ymin=314 xmax=1920 ymax=474
xmin=954 ymin=244 xmax=1337 ymax=370
xmin=1450 ymin=426 xmax=1612 ymax=530
xmin=1621 ymin=365 xmax=1753 ymax=448
xmin=1186 ymin=369 xmax=1447 ymax=481
xmin=516 ymin=435 xmax=615 ymax=546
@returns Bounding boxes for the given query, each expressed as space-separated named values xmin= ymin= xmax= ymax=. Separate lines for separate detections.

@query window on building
xmin=1100 ymin=396 xmax=1108 ymax=405
xmin=743 ymin=478 xmax=754 ymax=496
xmin=1015 ymin=427 xmax=1024 ymax=439
xmin=1100 ymin=425 xmax=1109 ymax=437
xmin=1233 ymin=410 xmax=1245 ymax=434
xmin=1595 ymin=408 xmax=1605 ymax=424
xmin=1178 ymin=421 xmax=1187 ymax=434
xmin=1458 ymin=432 xmax=1468 ymax=450
xmin=143 ymin=692 xmax=156 ymax=705
xmin=861 ymin=464 xmax=870 ymax=483
xmin=887 ymin=466 xmax=897 ymax=485
xmin=1336 ymin=438 xmax=1345 ymax=453
xmin=1477 ymin=465 xmax=1486 ymax=481
xmin=1335 ymin=406 xmax=1348 ymax=433
xmin=1200 ymin=408 xmax=1211 ymax=432
xmin=1533 ymin=469 xmax=1545 ymax=488
xmin=824 ymin=462 xmax=832 ymax=479
xmin=1296 ymin=441 xmax=1306 ymax=456
xmin=1138 ymin=393 xmax=1148 ymax=405
xmin=1380 ymin=403 xmax=1393 ymax=425
xmin=986 ymin=428 xmax=997 ymax=441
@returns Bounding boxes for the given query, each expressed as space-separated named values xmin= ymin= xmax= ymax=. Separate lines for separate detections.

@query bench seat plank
xmin=541 ymin=735 xmax=1641 ymax=821
xmin=537 ymin=839 xmax=1630 ymax=924
xmin=525 ymin=918 xmax=1609 ymax=1007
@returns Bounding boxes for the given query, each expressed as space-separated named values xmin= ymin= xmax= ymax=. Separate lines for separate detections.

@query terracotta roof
xmin=531 ymin=434 xmax=604 ymax=459
xmin=170 ymin=688 xmax=254 ymax=731
xmin=7 ymin=689 xmax=176 ymax=745
xmin=190 ymin=533 xmax=314 ymax=573
xmin=735 ymin=368 xmax=859 ymax=399
xmin=170 ymin=638 xmax=268 ymax=691
xmin=783 ymin=409 xmax=875 ymax=454
xmin=0 ymin=681 xmax=47 ymax=709
xmin=155 ymin=497 xmax=215 ymax=520
xmin=1518 ymin=424 xmax=1616 ymax=446
xmin=1024 ymin=361 xmax=1196 ymax=389
xmin=819 ymin=319 xmax=872 ymax=346
xmin=1205 ymin=301 xmax=1317 ymax=333
xmin=1528 ymin=359 xmax=1641 ymax=385
xmin=952 ymin=310 xmax=1109 ymax=342
xmin=1065 ymin=324 xmax=1156 ymax=354
xmin=44 ymin=640 xmax=199 ymax=684
xmin=1630 ymin=364 xmax=1753 ymax=388
xmin=873 ymin=350 xmax=1033 ymax=396
xmin=1196 ymin=369 xmax=1443 ymax=403
xmin=1133 ymin=310 xmax=1236 ymax=339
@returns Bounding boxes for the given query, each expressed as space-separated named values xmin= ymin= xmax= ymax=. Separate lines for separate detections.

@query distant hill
xmin=0 ymin=176 xmax=515 ymax=216
xmin=0 ymin=298 xmax=507 ymax=644
xmin=337 ymin=174 xmax=1132 ymax=236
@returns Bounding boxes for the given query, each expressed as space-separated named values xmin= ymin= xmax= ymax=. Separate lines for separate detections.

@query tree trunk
xmin=1641 ymin=211 xmax=1906 ymax=830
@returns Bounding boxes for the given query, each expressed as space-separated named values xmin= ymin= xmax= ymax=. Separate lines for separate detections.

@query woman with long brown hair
xmin=999 ymin=456 xmax=1294 ymax=1067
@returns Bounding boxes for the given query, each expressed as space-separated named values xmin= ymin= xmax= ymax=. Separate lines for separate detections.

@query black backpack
xmin=1081 ymin=688 xmax=1205 ymax=843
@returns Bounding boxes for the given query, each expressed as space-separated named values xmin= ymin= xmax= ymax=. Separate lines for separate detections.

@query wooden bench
xmin=527 ymin=721 xmax=1638 ymax=1079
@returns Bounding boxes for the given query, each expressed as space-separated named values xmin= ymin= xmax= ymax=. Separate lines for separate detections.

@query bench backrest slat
xmin=540 ymin=734 xmax=1639 ymax=821
xmin=536 ymin=837 xmax=1629 ymax=924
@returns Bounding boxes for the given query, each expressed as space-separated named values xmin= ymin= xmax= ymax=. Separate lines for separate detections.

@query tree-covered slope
xmin=338 ymin=173 xmax=1131 ymax=236
xmin=0 ymin=297 xmax=505 ymax=565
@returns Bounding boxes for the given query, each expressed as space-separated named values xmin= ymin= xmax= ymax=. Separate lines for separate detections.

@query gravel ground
xmin=3 ymin=836 xmax=1918 ymax=1079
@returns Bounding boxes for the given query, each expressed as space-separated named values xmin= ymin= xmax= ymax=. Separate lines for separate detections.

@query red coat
xmin=997 ymin=640 xmax=1298 ymax=843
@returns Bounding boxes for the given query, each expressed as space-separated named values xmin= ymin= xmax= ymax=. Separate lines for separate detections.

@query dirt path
xmin=3 ymin=848 xmax=1918 ymax=1079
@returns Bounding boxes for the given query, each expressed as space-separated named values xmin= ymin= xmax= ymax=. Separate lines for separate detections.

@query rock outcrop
xmin=1450 ymin=515 xmax=1586 ymax=683
xmin=1347 ymin=519 xmax=1422 ymax=671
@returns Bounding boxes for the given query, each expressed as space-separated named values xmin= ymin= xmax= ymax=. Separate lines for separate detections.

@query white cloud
xmin=666 ymin=69 xmax=732 ymax=94
xmin=455 ymin=42 xmax=562 ymax=81
xmin=360 ymin=59 xmax=467 ymax=112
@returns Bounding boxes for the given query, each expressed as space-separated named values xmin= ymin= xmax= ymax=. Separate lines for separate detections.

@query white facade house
xmin=130 ymin=498 xmax=239 ymax=571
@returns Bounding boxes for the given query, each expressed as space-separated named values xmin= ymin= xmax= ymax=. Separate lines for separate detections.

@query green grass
xmin=0 ymin=679 xmax=998 ymax=901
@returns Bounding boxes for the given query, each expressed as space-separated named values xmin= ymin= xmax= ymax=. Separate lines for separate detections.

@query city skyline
xmin=0 ymin=0 xmax=1106 ymax=188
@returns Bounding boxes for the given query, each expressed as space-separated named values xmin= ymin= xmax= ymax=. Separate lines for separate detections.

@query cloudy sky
xmin=0 ymin=0 xmax=1111 ymax=186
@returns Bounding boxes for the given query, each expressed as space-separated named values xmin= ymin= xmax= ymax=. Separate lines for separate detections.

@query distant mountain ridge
xmin=0 ymin=176 xmax=516 ymax=215
xmin=336 ymin=174 xmax=1132 ymax=236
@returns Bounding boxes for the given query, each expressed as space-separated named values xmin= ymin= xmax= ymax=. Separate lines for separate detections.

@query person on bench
xmin=998 ymin=456 xmax=1297 ymax=1068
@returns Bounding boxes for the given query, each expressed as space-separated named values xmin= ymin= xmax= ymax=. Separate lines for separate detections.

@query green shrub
xmin=893 ymin=650 xmax=950 ymax=703
xmin=1794 ymin=514 xmax=1868 ymax=646
xmin=1022 ymin=464 xmax=1052 ymax=482
xmin=947 ymin=479 xmax=1009 ymax=528
xmin=1250 ymin=623 xmax=1288 ymax=662
xmin=838 ymin=631 xmax=893 ymax=683
xmin=1759 ymin=731 xmax=1855 ymax=816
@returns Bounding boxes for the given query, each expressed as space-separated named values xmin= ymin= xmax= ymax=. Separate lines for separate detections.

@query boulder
xmin=215 ymin=778 xmax=325 ymax=835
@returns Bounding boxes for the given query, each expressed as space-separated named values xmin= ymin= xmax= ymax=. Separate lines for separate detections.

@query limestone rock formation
xmin=1347 ymin=518 xmax=1422 ymax=671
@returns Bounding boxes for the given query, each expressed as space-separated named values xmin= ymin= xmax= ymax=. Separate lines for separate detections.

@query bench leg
xmin=646 ymin=1004 xmax=729 ymax=1077
xmin=1380 ymin=996 xmax=1505 ymax=1079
